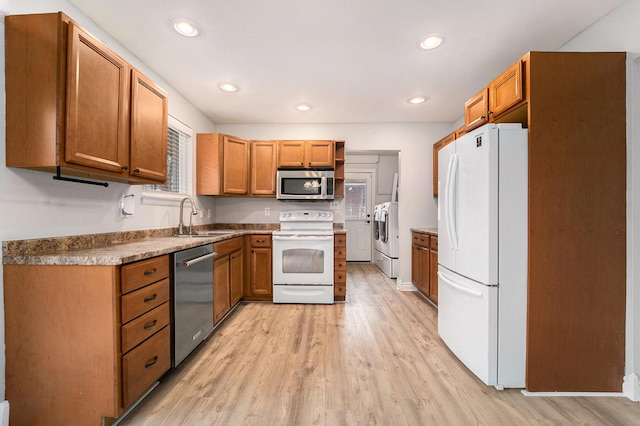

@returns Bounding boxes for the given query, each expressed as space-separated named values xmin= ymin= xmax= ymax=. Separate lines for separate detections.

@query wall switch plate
xmin=207 ymin=208 xmax=211 ymax=218
xmin=265 ymin=207 xmax=270 ymax=216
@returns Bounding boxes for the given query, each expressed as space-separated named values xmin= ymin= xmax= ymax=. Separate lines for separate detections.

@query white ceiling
xmin=69 ymin=0 xmax=624 ymax=124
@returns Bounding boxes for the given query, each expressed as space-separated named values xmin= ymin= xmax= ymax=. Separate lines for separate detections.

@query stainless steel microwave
xmin=276 ymin=169 xmax=335 ymax=200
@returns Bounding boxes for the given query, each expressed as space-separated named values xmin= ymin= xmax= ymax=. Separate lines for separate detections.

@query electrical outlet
xmin=265 ymin=207 xmax=270 ymax=216
xmin=329 ymin=201 xmax=339 ymax=210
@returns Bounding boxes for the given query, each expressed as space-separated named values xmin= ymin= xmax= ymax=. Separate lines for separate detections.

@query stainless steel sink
xmin=173 ymin=231 xmax=234 ymax=237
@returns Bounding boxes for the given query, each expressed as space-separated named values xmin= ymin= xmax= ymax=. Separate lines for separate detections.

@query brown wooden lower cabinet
xmin=244 ymin=234 xmax=273 ymax=301
xmin=334 ymin=233 xmax=347 ymax=301
xmin=3 ymin=255 xmax=171 ymax=425
xmin=411 ymin=231 xmax=438 ymax=305
xmin=213 ymin=237 xmax=244 ymax=324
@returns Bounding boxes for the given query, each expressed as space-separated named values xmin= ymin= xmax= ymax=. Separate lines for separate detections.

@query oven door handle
xmin=273 ymin=235 xmax=334 ymax=241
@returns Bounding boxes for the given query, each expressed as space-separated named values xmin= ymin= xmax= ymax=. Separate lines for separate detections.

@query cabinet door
xmin=223 ymin=135 xmax=249 ymax=194
xmin=464 ymin=88 xmax=489 ymax=132
xmin=230 ymin=250 xmax=244 ymax=306
xmin=418 ymin=246 xmax=430 ymax=297
xmin=250 ymin=247 xmax=272 ymax=296
xmin=411 ymin=243 xmax=421 ymax=288
xmin=213 ymin=256 xmax=231 ymax=324
xmin=306 ymin=140 xmax=335 ymax=168
xmin=65 ymin=22 xmax=129 ymax=174
xmin=429 ymin=238 xmax=438 ymax=305
xmin=488 ymin=60 xmax=524 ymax=118
xmin=129 ymin=69 xmax=168 ymax=182
xmin=250 ymin=141 xmax=277 ymax=196
xmin=278 ymin=140 xmax=306 ymax=167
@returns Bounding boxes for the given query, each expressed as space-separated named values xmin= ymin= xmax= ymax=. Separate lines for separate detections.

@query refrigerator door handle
xmin=447 ymin=153 xmax=459 ymax=250
xmin=438 ymin=271 xmax=483 ymax=298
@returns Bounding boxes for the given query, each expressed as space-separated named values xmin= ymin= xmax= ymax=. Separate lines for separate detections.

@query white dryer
xmin=374 ymin=202 xmax=399 ymax=278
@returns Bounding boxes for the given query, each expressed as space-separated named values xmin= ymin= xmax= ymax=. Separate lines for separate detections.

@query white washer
xmin=374 ymin=202 xmax=398 ymax=278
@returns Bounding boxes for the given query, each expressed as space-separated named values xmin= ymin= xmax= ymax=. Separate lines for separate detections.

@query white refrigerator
xmin=437 ymin=123 xmax=527 ymax=389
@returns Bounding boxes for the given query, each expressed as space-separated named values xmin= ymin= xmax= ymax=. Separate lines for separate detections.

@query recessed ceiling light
xmin=172 ymin=19 xmax=200 ymax=37
xmin=408 ymin=96 xmax=428 ymax=104
xmin=218 ymin=83 xmax=238 ymax=93
xmin=296 ymin=104 xmax=311 ymax=111
xmin=418 ymin=34 xmax=443 ymax=50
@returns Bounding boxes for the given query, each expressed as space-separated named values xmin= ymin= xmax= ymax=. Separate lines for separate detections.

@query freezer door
xmin=453 ymin=126 xmax=499 ymax=285
xmin=438 ymin=266 xmax=498 ymax=386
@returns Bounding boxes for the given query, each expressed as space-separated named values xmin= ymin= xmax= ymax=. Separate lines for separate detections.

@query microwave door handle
xmin=321 ymin=176 xmax=326 ymax=197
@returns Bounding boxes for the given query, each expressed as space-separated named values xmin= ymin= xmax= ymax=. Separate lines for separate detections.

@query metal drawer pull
xmin=143 ymin=268 xmax=157 ymax=276
xmin=145 ymin=356 xmax=158 ymax=368
xmin=143 ymin=320 xmax=158 ymax=330
xmin=144 ymin=294 xmax=157 ymax=303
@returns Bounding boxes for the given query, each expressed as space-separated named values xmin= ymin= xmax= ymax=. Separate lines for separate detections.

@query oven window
xmin=282 ymin=248 xmax=324 ymax=273
xmin=282 ymin=178 xmax=322 ymax=195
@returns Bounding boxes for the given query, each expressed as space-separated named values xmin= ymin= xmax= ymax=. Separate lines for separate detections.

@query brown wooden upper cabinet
xmin=278 ymin=140 xmax=335 ymax=168
xmin=196 ymin=133 xmax=250 ymax=195
xmin=464 ymin=58 xmax=526 ymax=131
xmin=250 ymin=140 xmax=278 ymax=197
xmin=5 ymin=12 xmax=168 ymax=185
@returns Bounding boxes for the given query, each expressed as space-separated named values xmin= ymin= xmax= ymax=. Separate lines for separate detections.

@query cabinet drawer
xmin=335 ymin=270 xmax=347 ymax=283
xmin=250 ymin=235 xmax=272 ymax=248
xmin=412 ymin=232 xmax=430 ymax=248
xmin=334 ymin=247 xmax=346 ymax=258
xmin=334 ymin=284 xmax=346 ymax=297
xmin=122 ymin=325 xmax=170 ymax=408
xmin=121 ymin=302 xmax=170 ymax=353
xmin=121 ymin=279 xmax=169 ymax=323
xmin=214 ymin=237 xmax=243 ymax=257
xmin=334 ymin=259 xmax=347 ymax=271
xmin=334 ymin=234 xmax=346 ymax=246
xmin=430 ymin=236 xmax=438 ymax=251
xmin=121 ymin=255 xmax=169 ymax=294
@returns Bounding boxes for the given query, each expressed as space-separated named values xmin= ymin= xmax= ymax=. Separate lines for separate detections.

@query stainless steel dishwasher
xmin=171 ymin=244 xmax=216 ymax=367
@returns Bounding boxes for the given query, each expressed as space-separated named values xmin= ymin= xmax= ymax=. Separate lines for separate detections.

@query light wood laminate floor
xmin=119 ymin=263 xmax=640 ymax=425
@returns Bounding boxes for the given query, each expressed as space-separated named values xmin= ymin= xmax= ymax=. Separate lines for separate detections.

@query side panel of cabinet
xmin=429 ymin=237 xmax=438 ymax=304
xmin=213 ymin=256 xmax=231 ymax=324
xmin=251 ymin=141 xmax=277 ymax=196
xmin=65 ymin=22 xmax=129 ymax=174
xmin=129 ymin=69 xmax=168 ymax=182
xmin=230 ymin=250 xmax=244 ymax=306
xmin=5 ymin=13 xmax=64 ymax=168
xmin=4 ymin=264 xmax=121 ymax=424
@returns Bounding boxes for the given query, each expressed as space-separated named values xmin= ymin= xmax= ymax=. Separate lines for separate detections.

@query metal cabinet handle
xmin=143 ymin=320 xmax=158 ymax=330
xmin=145 ymin=356 xmax=158 ymax=368
xmin=143 ymin=268 xmax=157 ymax=276
xmin=143 ymin=294 xmax=157 ymax=303
xmin=134 ymin=168 xmax=140 ymax=173
xmin=184 ymin=251 xmax=217 ymax=267
xmin=122 ymin=165 xmax=129 ymax=171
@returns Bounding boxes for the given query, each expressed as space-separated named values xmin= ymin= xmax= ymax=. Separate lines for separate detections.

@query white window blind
xmin=143 ymin=116 xmax=192 ymax=199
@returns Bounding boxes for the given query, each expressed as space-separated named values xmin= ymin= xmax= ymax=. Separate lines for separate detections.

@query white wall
xmin=0 ymin=0 xmax=218 ymax=400
xmin=556 ymin=0 xmax=640 ymax=400
xmin=215 ymin=123 xmax=452 ymax=289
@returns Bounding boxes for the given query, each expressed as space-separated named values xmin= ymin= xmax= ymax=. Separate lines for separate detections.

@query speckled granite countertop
xmin=411 ymin=227 xmax=438 ymax=236
xmin=2 ymin=223 xmax=346 ymax=266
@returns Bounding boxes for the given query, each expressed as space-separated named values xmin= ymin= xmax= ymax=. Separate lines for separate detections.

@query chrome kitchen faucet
xmin=177 ymin=196 xmax=199 ymax=235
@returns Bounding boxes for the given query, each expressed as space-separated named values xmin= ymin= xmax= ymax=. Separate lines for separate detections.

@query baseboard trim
xmin=0 ymin=401 xmax=9 ymax=426
xmin=396 ymin=278 xmax=417 ymax=292
xmin=623 ymin=373 xmax=640 ymax=401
